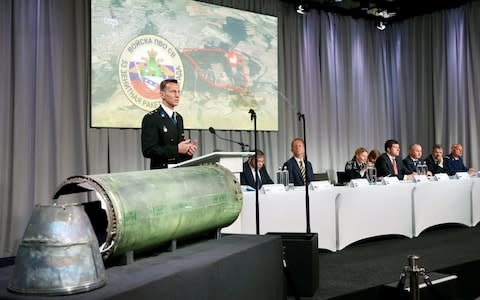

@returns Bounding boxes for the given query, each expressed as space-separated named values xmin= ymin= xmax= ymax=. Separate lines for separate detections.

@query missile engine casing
xmin=53 ymin=165 xmax=243 ymax=260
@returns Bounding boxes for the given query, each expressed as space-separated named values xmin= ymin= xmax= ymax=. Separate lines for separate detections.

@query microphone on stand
xmin=297 ymin=112 xmax=311 ymax=234
xmin=249 ymin=109 xmax=256 ymax=120
xmin=208 ymin=127 xmax=250 ymax=152
xmin=248 ymin=109 xmax=259 ymax=235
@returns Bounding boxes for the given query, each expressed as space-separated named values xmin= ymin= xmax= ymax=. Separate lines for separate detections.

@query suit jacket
xmin=141 ymin=106 xmax=192 ymax=169
xmin=425 ymin=154 xmax=449 ymax=175
xmin=282 ymin=157 xmax=314 ymax=186
xmin=403 ymin=156 xmax=421 ymax=173
xmin=240 ymin=162 xmax=274 ymax=189
xmin=445 ymin=154 xmax=468 ymax=175
xmin=375 ymin=153 xmax=411 ymax=180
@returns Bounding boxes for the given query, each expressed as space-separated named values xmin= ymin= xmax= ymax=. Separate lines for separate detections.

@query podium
xmin=170 ymin=152 xmax=254 ymax=179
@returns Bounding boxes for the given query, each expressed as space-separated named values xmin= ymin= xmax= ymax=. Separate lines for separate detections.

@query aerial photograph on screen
xmin=91 ymin=0 xmax=278 ymax=130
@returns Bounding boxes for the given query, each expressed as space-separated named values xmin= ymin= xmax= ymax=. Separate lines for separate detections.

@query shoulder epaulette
xmin=148 ymin=108 xmax=159 ymax=115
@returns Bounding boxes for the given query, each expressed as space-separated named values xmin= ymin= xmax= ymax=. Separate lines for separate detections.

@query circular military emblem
xmin=118 ymin=35 xmax=184 ymax=111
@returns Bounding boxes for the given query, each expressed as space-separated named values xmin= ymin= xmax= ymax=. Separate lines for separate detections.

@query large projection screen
xmin=91 ymin=0 xmax=278 ymax=130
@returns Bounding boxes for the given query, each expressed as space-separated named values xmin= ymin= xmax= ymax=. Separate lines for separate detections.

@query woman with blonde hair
xmin=344 ymin=147 xmax=368 ymax=182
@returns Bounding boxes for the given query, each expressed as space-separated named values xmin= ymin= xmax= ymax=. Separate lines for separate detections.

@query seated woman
xmin=367 ymin=149 xmax=381 ymax=167
xmin=344 ymin=147 xmax=368 ymax=182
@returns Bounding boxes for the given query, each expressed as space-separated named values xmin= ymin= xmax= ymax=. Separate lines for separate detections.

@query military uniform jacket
xmin=445 ymin=154 xmax=468 ymax=176
xmin=141 ymin=106 xmax=191 ymax=169
xmin=344 ymin=159 xmax=366 ymax=182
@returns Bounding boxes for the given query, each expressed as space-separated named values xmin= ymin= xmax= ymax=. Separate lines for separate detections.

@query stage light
xmin=296 ymin=2 xmax=310 ymax=15
xmin=376 ymin=21 xmax=386 ymax=30
xmin=296 ymin=4 xmax=306 ymax=14
xmin=369 ymin=7 xmax=397 ymax=19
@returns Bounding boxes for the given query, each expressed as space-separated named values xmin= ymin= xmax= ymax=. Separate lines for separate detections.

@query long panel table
xmin=222 ymin=178 xmax=480 ymax=251
xmin=223 ymin=188 xmax=338 ymax=251
xmin=335 ymin=184 xmax=414 ymax=250
xmin=471 ymin=178 xmax=480 ymax=224
xmin=412 ymin=180 xmax=473 ymax=236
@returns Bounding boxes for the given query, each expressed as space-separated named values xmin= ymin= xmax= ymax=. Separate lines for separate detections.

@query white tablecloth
xmin=223 ymin=189 xmax=338 ymax=251
xmin=223 ymin=179 xmax=477 ymax=251
xmin=335 ymin=184 xmax=414 ymax=250
xmin=470 ymin=178 xmax=480 ymax=225
xmin=412 ymin=180 xmax=472 ymax=236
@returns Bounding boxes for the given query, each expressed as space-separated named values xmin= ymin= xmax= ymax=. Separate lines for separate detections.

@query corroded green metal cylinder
xmin=53 ymin=165 xmax=242 ymax=260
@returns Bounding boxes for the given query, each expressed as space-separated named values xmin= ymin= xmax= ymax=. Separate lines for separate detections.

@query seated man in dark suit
xmin=445 ymin=143 xmax=477 ymax=176
xmin=403 ymin=144 xmax=432 ymax=175
xmin=425 ymin=144 xmax=450 ymax=175
xmin=282 ymin=138 xmax=314 ymax=186
xmin=240 ymin=150 xmax=273 ymax=189
xmin=375 ymin=139 xmax=415 ymax=180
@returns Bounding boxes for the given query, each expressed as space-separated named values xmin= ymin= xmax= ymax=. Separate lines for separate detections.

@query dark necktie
xmin=256 ymin=173 xmax=262 ymax=188
xmin=171 ymin=112 xmax=177 ymax=125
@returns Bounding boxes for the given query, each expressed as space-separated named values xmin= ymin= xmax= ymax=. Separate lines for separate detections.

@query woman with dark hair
xmin=367 ymin=149 xmax=381 ymax=167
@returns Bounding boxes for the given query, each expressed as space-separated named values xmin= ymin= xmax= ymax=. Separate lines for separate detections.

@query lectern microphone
xmin=208 ymin=127 xmax=250 ymax=152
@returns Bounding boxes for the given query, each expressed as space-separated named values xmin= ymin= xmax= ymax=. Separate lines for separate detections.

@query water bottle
xmin=282 ymin=166 xmax=289 ymax=187
xmin=367 ymin=166 xmax=377 ymax=184
xmin=276 ymin=166 xmax=289 ymax=189
xmin=276 ymin=167 xmax=283 ymax=185
xmin=416 ymin=161 xmax=424 ymax=175
xmin=422 ymin=161 xmax=428 ymax=176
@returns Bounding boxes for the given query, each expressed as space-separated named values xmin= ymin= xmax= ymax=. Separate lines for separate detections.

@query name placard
xmin=381 ymin=176 xmax=400 ymax=185
xmin=348 ymin=178 xmax=370 ymax=188
xmin=310 ymin=181 xmax=333 ymax=190
xmin=263 ymin=184 xmax=287 ymax=194
xmin=412 ymin=175 xmax=429 ymax=183
xmin=434 ymin=173 xmax=450 ymax=181
xmin=455 ymin=172 xmax=470 ymax=180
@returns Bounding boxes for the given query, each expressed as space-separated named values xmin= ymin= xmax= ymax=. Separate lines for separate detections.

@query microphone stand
xmin=249 ymin=109 xmax=259 ymax=235
xmin=208 ymin=127 xmax=250 ymax=152
xmin=298 ymin=113 xmax=311 ymax=234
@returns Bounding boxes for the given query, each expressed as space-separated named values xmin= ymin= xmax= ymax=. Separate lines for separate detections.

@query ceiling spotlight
xmin=376 ymin=21 xmax=386 ymax=30
xmin=296 ymin=4 xmax=306 ymax=14
xmin=368 ymin=8 xmax=397 ymax=19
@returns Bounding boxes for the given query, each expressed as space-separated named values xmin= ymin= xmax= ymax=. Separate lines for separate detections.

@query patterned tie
xmin=256 ymin=173 xmax=262 ymax=188
xmin=299 ymin=160 xmax=306 ymax=183
xmin=392 ymin=158 xmax=398 ymax=175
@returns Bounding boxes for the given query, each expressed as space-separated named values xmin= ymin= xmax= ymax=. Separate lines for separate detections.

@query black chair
xmin=313 ymin=172 xmax=329 ymax=182
xmin=336 ymin=171 xmax=349 ymax=185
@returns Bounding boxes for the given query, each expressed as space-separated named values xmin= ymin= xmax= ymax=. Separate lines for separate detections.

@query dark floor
xmin=3 ymin=225 xmax=480 ymax=300
xmin=305 ymin=224 xmax=480 ymax=300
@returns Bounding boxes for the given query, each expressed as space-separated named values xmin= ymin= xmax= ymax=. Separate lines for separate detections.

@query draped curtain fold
xmin=1 ymin=0 xmax=479 ymax=257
